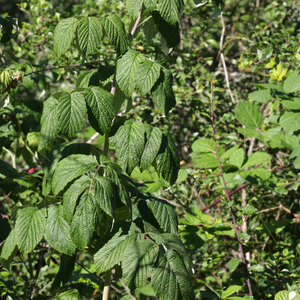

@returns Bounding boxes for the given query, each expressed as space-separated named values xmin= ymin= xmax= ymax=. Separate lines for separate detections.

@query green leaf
xmin=15 ymin=207 xmax=47 ymax=256
xmin=111 ymin=120 xmax=145 ymax=175
xmin=44 ymin=204 xmax=76 ymax=255
xmin=282 ymin=98 xmax=300 ymax=110
xmin=0 ymin=159 xmax=19 ymax=178
xmin=228 ymin=148 xmax=244 ymax=169
xmin=283 ymin=71 xmax=300 ymax=94
xmin=192 ymin=153 xmax=219 ymax=169
xmin=63 ymin=175 xmax=91 ymax=224
xmin=147 ymin=198 xmax=178 ymax=234
xmin=76 ymin=70 xmax=100 ymax=88
xmin=106 ymin=165 xmax=131 ymax=207
xmin=235 ymin=101 xmax=263 ymax=129
xmin=116 ymin=50 xmax=144 ymax=97
xmin=237 ymin=128 xmax=262 ymax=139
xmin=221 ymin=285 xmax=242 ymax=299
xmin=54 ymin=18 xmax=79 ymax=58
xmin=53 ymin=289 xmax=80 ymax=300
xmin=122 ymin=239 xmax=159 ymax=289
xmin=94 ymin=231 xmax=143 ymax=274
xmin=151 ymin=69 xmax=176 ymax=114
xmin=159 ymin=0 xmax=182 ymax=25
xmin=0 ymin=215 xmax=10 ymax=243
xmin=93 ymin=176 xmax=117 ymax=219
xmin=70 ymin=193 xmax=96 ymax=251
xmin=51 ymin=254 xmax=75 ymax=292
xmin=241 ymin=152 xmax=271 ymax=169
xmin=151 ymin=11 xmax=180 ymax=48
xmin=191 ymin=138 xmax=216 ymax=154
xmin=152 ymin=249 xmax=194 ymax=300
xmin=38 ymin=96 xmax=60 ymax=151
xmin=221 ymin=145 xmax=240 ymax=161
xmin=0 ymin=69 xmax=12 ymax=94
xmin=136 ymin=60 xmax=161 ymax=96
xmin=125 ymin=0 xmax=144 ymax=19
xmin=248 ymin=88 xmax=274 ymax=103
xmin=149 ymin=232 xmax=193 ymax=271
xmin=228 ymin=258 xmax=242 ymax=273
xmin=75 ymin=17 xmax=103 ymax=56
xmin=185 ymin=207 xmax=211 ymax=225
xmin=101 ymin=14 xmax=129 ymax=55
xmin=140 ymin=125 xmax=162 ymax=172
xmin=57 ymin=92 xmax=87 ymax=138
xmin=52 ymin=154 xmax=98 ymax=195
xmin=142 ymin=16 xmax=158 ymax=44
xmin=275 ymin=291 xmax=300 ymax=300
xmin=249 ymin=264 xmax=264 ymax=272
xmin=155 ymin=131 xmax=180 ymax=185
xmin=280 ymin=112 xmax=300 ymax=135
xmin=0 ymin=228 xmax=16 ymax=260
xmin=85 ymin=86 xmax=115 ymax=135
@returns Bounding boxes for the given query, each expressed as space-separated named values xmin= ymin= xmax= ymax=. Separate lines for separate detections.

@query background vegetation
xmin=1 ymin=0 xmax=300 ymax=299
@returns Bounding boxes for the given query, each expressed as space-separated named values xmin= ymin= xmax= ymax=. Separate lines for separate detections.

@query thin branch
xmin=209 ymin=81 xmax=252 ymax=295
xmin=128 ymin=5 xmax=144 ymax=41
xmin=0 ymin=184 xmax=18 ymax=205
xmin=220 ymin=13 xmax=236 ymax=104
xmin=201 ymin=165 xmax=288 ymax=212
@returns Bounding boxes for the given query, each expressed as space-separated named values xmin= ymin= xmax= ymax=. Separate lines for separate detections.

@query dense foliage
xmin=1 ymin=0 xmax=300 ymax=299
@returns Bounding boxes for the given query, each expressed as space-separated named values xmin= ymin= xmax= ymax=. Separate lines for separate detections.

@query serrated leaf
xmin=75 ymin=17 xmax=103 ymax=56
xmin=282 ymin=98 xmax=300 ymax=110
xmin=280 ymin=112 xmax=300 ymax=135
xmin=0 ymin=228 xmax=16 ymax=260
xmin=70 ymin=193 xmax=96 ymax=251
xmin=106 ymin=165 xmax=131 ymax=207
xmin=221 ymin=285 xmax=242 ymax=299
xmin=57 ymin=92 xmax=87 ymax=138
xmin=63 ymin=175 xmax=91 ymax=224
xmin=94 ymin=232 xmax=143 ymax=274
xmin=15 ymin=207 xmax=47 ymax=256
xmin=0 ymin=69 xmax=12 ymax=94
xmin=0 ymin=159 xmax=19 ymax=178
xmin=93 ymin=176 xmax=116 ymax=218
xmin=140 ymin=125 xmax=162 ymax=172
xmin=111 ymin=120 xmax=145 ymax=175
xmin=155 ymin=132 xmax=179 ymax=185
xmin=241 ymin=152 xmax=271 ymax=169
xmin=147 ymin=198 xmax=178 ymax=234
xmin=151 ymin=69 xmax=176 ymax=114
xmin=136 ymin=60 xmax=161 ymax=96
xmin=125 ymin=0 xmax=144 ymax=19
xmin=228 ymin=148 xmax=244 ymax=169
xmin=38 ymin=96 xmax=60 ymax=151
xmin=116 ymin=50 xmax=144 ymax=97
xmin=152 ymin=249 xmax=194 ymax=300
xmin=85 ymin=86 xmax=115 ymax=135
xmin=76 ymin=70 xmax=100 ymax=88
xmin=143 ymin=16 xmax=158 ymax=44
xmin=44 ymin=204 xmax=76 ymax=255
xmin=148 ymin=232 xmax=193 ymax=271
xmin=54 ymin=18 xmax=79 ymax=58
xmin=159 ymin=0 xmax=182 ymax=25
xmin=51 ymin=254 xmax=75 ymax=292
xmin=228 ymin=258 xmax=242 ymax=273
xmin=235 ymin=101 xmax=263 ymax=129
xmin=52 ymin=154 xmax=98 ymax=195
xmin=122 ymin=239 xmax=159 ymax=289
xmin=151 ymin=11 xmax=180 ymax=48
xmin=283 ymin=71 xmax=300 ymax=94
xmin=101 ymin=14 xmax=129 ymax=55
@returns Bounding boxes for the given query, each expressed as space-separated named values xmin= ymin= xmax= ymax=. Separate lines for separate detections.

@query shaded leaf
xmin=235 ymin=101 xmax=263 ymax=129
xmin=159 ymin=0 xmax=182 ymax=25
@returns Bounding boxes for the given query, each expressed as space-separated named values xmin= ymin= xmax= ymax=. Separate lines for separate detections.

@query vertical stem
xmin=102 ymin=269 xmax=112 ymax=300
xmin=209 ymin=82 xmax=252 ymax=295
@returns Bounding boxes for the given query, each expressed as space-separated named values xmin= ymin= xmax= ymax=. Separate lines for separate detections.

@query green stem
xmin=27 ymin=253 xmax=34 ymax=280
xmin=103 ymin=130 xmax=110 ymax=157
xmin=102 ymin=269 xmax=112 ymax=300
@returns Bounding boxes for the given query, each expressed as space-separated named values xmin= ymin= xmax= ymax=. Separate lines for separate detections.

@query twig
xmin=211 ymin=271 xmax=222 ymax=287
xmin=119 ymin=279 xmax=136 ymax=300
xmin=0 ymin=183 xmax=18 ymax=205
xmin=209 ymin=81 xmax=252 ymax=295
xmin=128 ymin=5 xmax=144 ymax=41
xmin=220 ymin=13 xmax=236 ymax=104
xmin=201 ymin=165 xmax=288 ymax=212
